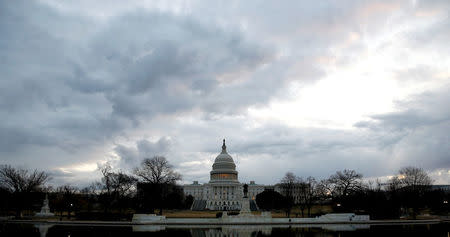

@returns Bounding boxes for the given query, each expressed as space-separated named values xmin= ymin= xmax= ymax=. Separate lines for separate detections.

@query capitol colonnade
xmin=184 ymin=139 xmax=258 ymax=211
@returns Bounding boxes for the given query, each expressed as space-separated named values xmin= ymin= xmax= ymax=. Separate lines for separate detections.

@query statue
xmin=239 ymin=183 xmax=251 ymax=216
xmin=243 ymin=183 xmax=248 ymax=198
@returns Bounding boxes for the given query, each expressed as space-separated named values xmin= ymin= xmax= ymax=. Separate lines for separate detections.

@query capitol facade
xmin=183 ymin=140 xmax=266 ymax=211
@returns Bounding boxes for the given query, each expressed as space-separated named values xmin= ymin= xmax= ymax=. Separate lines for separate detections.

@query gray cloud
xmin=0 ymin=0 xmax=275 ymax=153
xmin=132 ymin=87 xmax=449 ymax=184
xmin=114 ymin=137 xmax=172 ymax=170
xmin=1 ymin=0 xmax=449 ymax=186
xmin=354 ymin=86 xmax=450 ymax=171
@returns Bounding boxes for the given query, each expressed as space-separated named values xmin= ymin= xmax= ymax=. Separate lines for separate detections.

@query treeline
xmin=256 ymin=167 xmax=449 ymax=219
xmin=0 ymin=156 xmax=193 ymax=220
xmin=0 ymin=161 xmax=448 ymax=220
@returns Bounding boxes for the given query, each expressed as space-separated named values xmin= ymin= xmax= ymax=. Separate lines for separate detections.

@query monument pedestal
xmin=35 ymin=195 xmax=54 ymax=217
xmin=238 ymin=197 xmax=252 ymax=216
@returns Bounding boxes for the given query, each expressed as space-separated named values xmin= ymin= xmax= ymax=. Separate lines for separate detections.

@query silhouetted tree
xmin=255 ymin=189 xmax=286 ymax=210
xmin=398 ymin=166 xmax=432 ymax=190
xmin=424 ymin=189 xmax=449 ymax=215
xmin=0 ymin=165 xmax=50 ymax=217
xmin=54 ymin=185 xmax=78 ymax=219
xmin=134 ymin=157 xmax=182 ymax=214
xmin=388 ymin=176 xmax=402 ymax=192
xmin=165 ymin=185 xmax=186 ymax=209
xmin=391 ymin=166 xmax=433 ymax=218
xmin=279 ymin=172 xmax=299 ymax=217
xmin=80 ymin=183 xmax=101 ymax=213
xmin=0 ymin=165 xmax=50 ymax=193
xmin=134 ymin=156 xmax=181 ymax=184
xmin=316 ymin=179 xmax=334 ymax=201
xmin=0 ymin=186 xmax=11 ymax=215
xmin=327 ymin=169 xmax=364 ymax=198
xmin=136 ymin=182 xmax=184 ymax=213
xmin=298 ymin=176 xmax=317 ymax=217
xmin=184 ymin=195 xmax=194 ymax=209
xmin=98 ymin=163 xmax=137 ymax=217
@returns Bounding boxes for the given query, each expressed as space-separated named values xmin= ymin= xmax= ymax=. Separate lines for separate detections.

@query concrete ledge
xmin=132 ymin=214 xmax=166 ymax=224
xmin=35 ymin=213 xmax=55 ymax=218
xmin=129 ymin=213 xmax=375 ymax=225
xmin=318 ymin=213 xmax=370 ymax=221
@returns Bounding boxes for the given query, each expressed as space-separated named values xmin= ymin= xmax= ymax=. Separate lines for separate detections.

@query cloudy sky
xmin=1 ymin=0 xmax=449 ymax=187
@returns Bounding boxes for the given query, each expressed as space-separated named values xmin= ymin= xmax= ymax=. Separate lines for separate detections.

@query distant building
xmin=431 ymin=185 xmax=450 ymax=193
xmin=183 ymin=140 xmax=271 ymax=211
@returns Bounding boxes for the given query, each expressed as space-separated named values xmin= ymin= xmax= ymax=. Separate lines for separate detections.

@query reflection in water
xmin=132 ymin=225 xmax=166 ymax=232
xmin=10 ymin=222 xmax=446 ymax=237
xmin=34 ymin=224 xmax=54 ymax=237
xmin=131 ymin=224 xmax=371 ymax=234
xmin=191 ymin=225 xmax=272 ymax=237
xmin=320 ymin=224 xmax=370 ymax=231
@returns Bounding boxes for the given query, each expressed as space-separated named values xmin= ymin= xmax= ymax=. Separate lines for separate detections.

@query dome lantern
xmin=222 ymin=139 xmax=227 ymax=153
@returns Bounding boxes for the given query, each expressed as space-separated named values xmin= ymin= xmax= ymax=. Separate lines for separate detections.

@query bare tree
xmin=81 ymin=182 xmax=102 ymax=196
xmin=387 ymin=176 xmax=403 ymax=192
xmin=316 ymin=179 xmax=334 ymax=200
xmin=0 ymin=165 xmax=50 ymax=217
xmin=327 ymin=169 xmax=363 ymax=198
xmin=110 ymin=171 xmax=137 ymax=214
xmin=279 ymin=172 xmax=299 ymax=217
xmin=100 ymin=163 xmax=113 ymax=198
xmin=80 ymin=182 xmax=102 ymax=213
xmin=98 ymin=163 xmax=137 ymax=215
xmin=112 ymin=172 xmax=137 ymax=197
xmin=398 ymin=166 xmax=432 ymax=190
xmin=134 ymin=156 xmax=181 ymax=184
xmin=297 ymin=178 xmax=308 ymax=217
xmin=280 ymin=172 xmax=298 ymax=198
xmin=133 ymin=157 xmax=181 ymax=215
xmin=390 ymin=166 xmax=433 ymax=218
xmin=0 ymin=165 xmax=50 ymax=193
xmin=299 ymin=176 xmax=317 ymax=217
xmin=55 ymin=185 xmax=78 ymax=219
xmin=367 ymin=178 xmax=383 ymax=192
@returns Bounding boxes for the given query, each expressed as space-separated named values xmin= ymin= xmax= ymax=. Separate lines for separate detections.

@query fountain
xmin=35 ymin=194 xmax=54 ymax=217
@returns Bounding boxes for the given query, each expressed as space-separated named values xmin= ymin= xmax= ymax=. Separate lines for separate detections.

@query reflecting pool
xmin=0 ymin=222 xmax=448 ymax=237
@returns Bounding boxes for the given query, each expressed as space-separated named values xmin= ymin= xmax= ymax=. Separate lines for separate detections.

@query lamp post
xmin=68 ymin=203 xmax=73 ymax=219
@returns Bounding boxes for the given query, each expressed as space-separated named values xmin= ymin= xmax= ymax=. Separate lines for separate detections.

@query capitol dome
xmin=210 ymin=139 xmax=239 ymax=183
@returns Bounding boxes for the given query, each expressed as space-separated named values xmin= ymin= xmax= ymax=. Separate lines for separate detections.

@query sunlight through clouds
xmin=1 ymin=0 xmax=449 ymax=186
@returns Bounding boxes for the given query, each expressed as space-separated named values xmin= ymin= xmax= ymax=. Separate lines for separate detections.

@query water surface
xmin=1 ymin=222 xmax=448 ymax=237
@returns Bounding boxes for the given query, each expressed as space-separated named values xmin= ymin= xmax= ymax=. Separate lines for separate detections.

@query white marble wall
xmin=184 ymin=181 xmax=270 ymax=210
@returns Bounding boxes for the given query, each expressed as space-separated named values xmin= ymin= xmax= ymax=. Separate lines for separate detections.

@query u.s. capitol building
xmin=183 ymin=139 xmax=269 ymax=211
